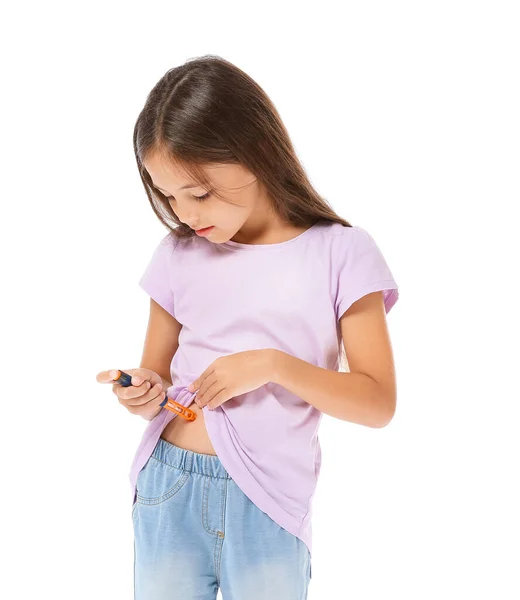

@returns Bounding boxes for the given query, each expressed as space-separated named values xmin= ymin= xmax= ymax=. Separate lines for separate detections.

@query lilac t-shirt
xmin=129 ymin=220 xmax=399 ymax=557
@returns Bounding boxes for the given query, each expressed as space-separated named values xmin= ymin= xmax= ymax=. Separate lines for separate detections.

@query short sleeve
xmin=333 ymin=225 xmax=399 ymax=320
xmin=138 ymin=232 xmax=180 ymax=318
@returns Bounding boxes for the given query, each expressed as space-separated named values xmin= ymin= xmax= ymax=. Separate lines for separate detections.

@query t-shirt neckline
xmin=220 ymin=221 xmax=321 ymax=251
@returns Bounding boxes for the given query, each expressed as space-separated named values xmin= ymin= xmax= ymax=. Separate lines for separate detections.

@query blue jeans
xmin=132 ymin=437 xmax=312 ymax=599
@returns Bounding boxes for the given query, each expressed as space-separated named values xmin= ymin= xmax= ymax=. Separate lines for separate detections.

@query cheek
xmin=219 ymin=213 xmax=243 ymax=233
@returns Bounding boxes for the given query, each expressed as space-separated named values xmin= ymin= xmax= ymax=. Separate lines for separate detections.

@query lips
xmin=194 ymin=226 xmax=215 ymax=237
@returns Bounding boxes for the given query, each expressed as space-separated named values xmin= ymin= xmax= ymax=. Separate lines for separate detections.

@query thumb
xmin=130 ymin=368 xmax=152 ymax=386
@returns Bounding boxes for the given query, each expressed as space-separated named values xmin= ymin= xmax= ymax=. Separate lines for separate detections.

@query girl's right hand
xmin=96 ymin=367 xmax=166 ymax=421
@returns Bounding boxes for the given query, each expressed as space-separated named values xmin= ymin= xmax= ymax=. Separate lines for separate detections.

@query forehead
xmin=143 ymin=153 xmax=236 ymax=190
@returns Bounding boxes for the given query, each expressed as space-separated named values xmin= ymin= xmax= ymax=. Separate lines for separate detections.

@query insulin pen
xmin=111 ymin=370 xmax=197 ymax=421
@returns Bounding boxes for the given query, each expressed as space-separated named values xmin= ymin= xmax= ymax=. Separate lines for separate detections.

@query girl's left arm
xmin=270 ymin=291 xmax=397 ymax=428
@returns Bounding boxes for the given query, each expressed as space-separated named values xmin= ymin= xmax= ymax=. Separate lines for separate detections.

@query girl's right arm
xmin=96 ymin=297 xmax=182 ymax=421
xmin=138 ymin=297 xmax=182 ymax=419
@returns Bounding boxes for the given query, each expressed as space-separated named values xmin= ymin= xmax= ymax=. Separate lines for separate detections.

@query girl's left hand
xmin=188 ymin=349 xmax=276 ymax=410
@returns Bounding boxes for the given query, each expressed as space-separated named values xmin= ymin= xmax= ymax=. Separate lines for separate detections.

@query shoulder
xmin=159 ymin=230 xmax=182 ymax=249
xmin=157 ymin=229 xmax=201 ymax=255
xmin=315 ymin=221 xmax=365 ymax=241
xmin=155 ymin=229 xmax=213 ymax=272
xmin=328 ymin=222 xmax=369 ymax=240
xmin=326 ymin=222 xmax=386 ymax=257
xmin=315 ymin=222 xmax=366 ymax=257
xmin=142 ymin=230 xmax=192 ymax=275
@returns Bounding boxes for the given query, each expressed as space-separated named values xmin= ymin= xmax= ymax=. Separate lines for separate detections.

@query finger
xmin=120 ymin=382 xmax=165 ymax=407
xmin=96 ymin=370 xmax=120 ymax=383
xmin=117 ymin=380 xmax=153 ymax=401
xmin=196 ymin=377 xmax=219 ymax=406
xmin=130 ymin=368 xmax=149 ymax=386
xmin=206 ymin=388 xmax=228 ymax=410
xmin=198 ymin=373 xmax=218 ymax=399
xmin=189 ymin=365 xmax=214 ymax=391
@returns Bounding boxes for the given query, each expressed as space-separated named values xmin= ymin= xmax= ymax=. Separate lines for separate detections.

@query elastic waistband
xmin=152 ymin=437 xmax=231 ymax=480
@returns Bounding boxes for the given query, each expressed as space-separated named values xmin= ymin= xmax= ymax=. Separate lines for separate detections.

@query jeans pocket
xmin=135 ymin=456 xmax=190 ymax=506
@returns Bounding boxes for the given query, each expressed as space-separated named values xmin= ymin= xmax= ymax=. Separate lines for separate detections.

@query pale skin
xmin=97 ymin=152 xmax=397 ymax=428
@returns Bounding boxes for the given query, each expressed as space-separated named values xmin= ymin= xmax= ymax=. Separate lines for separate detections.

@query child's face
xmin=143 ymin=152 xmax=272 ymax=244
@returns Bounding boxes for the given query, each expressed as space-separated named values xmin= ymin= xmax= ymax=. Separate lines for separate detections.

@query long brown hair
xmin=133 ymin=54 xmax=352 ymax=239
xmin=133 ymin=54 xmax=352 ymax=370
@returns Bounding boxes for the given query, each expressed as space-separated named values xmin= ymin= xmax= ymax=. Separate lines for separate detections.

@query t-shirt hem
xmin=203 ymin=407 xmax=312 ymax=556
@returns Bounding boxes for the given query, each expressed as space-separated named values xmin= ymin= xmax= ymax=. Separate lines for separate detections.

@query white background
xmin=1 ymin=1 xmax=519 ymax=598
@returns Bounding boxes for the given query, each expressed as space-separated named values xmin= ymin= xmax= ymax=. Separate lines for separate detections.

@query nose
xmin=171 ymin=201 xmax=200 ymax=228
xmin=179 ymin=215 xmax=200 ymax=228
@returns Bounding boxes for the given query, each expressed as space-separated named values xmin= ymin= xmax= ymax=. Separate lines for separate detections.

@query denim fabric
xmin=132 ymin=437 xmax=312 ymax=599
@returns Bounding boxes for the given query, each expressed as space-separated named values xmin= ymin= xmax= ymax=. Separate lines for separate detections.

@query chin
xmin=203 ymin=228 xmax=223 ymax=243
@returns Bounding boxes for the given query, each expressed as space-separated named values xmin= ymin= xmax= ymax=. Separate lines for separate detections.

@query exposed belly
xmin=160 ymin=401 xmax=217 ymax=455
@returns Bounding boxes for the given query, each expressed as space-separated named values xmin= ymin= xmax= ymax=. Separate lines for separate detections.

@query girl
xmin=97 ymin=55 xmax=399 ymax=600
